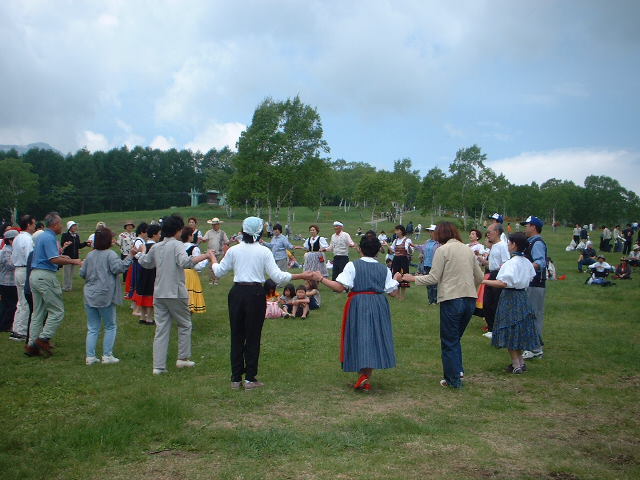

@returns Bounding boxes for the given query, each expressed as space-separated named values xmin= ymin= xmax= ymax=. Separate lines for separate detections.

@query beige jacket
xmin=414 ymin=239 xmax=484 ymax=302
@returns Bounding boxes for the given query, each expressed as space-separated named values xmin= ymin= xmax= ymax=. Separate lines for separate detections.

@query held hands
xmin=401 ymin=273 xmax=416 ymax=283
xmin=310 ymin=271 xmax=324 ymax=282
xmin=63 ymin=241 xmax=72 ymax=249
xmin=393 ymin=272 xmax=403 ymax=283
xmin=208 ymin=250 xmax=217 ymax=264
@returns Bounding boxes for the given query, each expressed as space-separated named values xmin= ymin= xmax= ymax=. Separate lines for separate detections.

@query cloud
xmin=184 ymin=121 xmax=246 ymax=152
xmin=79 ymin=130 xmax=110 ymax=152
xmin=488 ymin=148 xmax=640 ymax=194
xmin=444 ymin=123 xmax=464 ymax=138
xmin=150 ymin=135 xmax=175 ymax=150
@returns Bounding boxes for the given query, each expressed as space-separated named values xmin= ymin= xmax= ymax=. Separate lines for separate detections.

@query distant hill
xmin=0 ymin=142 xmax=63 ymax=155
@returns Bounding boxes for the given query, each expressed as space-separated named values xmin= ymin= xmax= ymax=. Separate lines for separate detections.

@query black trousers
xmin=228 ymin=284 xmax=267 ymax=382
xmin=0 ymin=285 xmax=18 ymax=332
xmin=483 ymin=270 xmax=501 ymax=332
xmin=332 ymin=255 xmax=349 ymax=281
xmin=623 ymin=241 xmax=632 ymax=255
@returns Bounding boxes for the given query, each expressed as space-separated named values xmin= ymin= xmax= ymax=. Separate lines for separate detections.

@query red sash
xmin=340 ymin=291 xmax=378 ymax=362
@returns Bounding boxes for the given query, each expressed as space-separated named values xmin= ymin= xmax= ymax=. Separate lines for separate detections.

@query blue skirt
xmin=491 ymin=289 xmax=542 ymax=351
xmin=343 ymin=293 xmax=396 ymax=372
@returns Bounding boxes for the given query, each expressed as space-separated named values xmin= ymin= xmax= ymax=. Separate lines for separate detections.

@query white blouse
xmin=304 ymin=236 xmax=329 ymax=251
xmin=496 ymin=255 xmax=535 ymax=289
xmin=335 ymin=257 xmax=399 ymax=294
xmin=390 ymin=237 xmax=413 ymax=253
xmin=184 ymin=243 xmax=208 ymax=272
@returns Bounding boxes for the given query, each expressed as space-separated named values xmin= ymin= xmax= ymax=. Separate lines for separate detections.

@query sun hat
xmin=123 ymin=220 xmax=135 ymax=228
xmin=425 ymin=224 xmax=437 ymax=231
xmin=242 ymin=217 xmax=263 ymax=241
xmin=66 ymin=220 xmax=77 ymax=231
xmin=3 ymin=229 xmax=19 ymax=240
xmin=207 ymin=217 xmax=224 ymax=225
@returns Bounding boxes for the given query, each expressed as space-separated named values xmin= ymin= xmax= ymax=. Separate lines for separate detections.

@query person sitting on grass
xmin=290 ymin=285 xmax=310 ymax=318
xmin=311 ymin=232 xmax=399 ymax=392
xmin=481 ymin=233 xmax=542 ymax=375
xmin=264 ymin=279 xmax=290 ymax=318
xmin=628 ymin=246 xmax=640 ymax=267
xmin=279 ymin=283 xmax=296 ymax=315
xmin=588 ymin=256 xmax=613 ymax=278
xmin=305 ymin=279 xmax=321 ymax=310
xmin=577 ymin=241 xmax=597 ymax=272
xmin=614 ymin=258 xmax=632 ymax=280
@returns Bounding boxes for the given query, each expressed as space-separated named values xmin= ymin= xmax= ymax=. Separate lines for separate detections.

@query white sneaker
xmin=152 ymin=368 xmax=168 ymax=375
xmin=86 ymin=356 xmax=100 ymax=365
xmin=101 ymin=355 xmax=120 ymax=364
xmin=483 ymin=332 xmax=493 ymax=339
xmin=522 ymin=350 xmax=543 ymax=359
xmin=176 ymin=359 xmax=196 ymax=368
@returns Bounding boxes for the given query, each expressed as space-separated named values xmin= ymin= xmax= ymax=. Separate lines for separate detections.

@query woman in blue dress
xmin=313 ymin=232 xmax=398 ymax=391
xmin=482 ymin=232 xmax=542 ymax=374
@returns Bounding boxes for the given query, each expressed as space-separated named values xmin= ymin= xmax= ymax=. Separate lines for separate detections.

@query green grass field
xmin=1 ymin=206 xmax=638 ymax=480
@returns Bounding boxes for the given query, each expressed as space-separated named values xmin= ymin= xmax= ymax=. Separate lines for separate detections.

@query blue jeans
xmin=439 ymin=297 xmax=476 ymax=388
xmin=578 ymin=257 xmax=596 ymax=272
xmin=85 ymin=304 xmax=117 ymax=357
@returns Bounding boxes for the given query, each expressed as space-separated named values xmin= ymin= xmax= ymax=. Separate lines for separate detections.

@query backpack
xmin=265 ymin=301 xmax=284 ymax=319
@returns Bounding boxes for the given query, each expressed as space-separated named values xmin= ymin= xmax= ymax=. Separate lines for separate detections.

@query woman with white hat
xmin=60 ymin=220 xmax=88 ymax=292
xmin=211 ymin=217 xmax=313 ymax=390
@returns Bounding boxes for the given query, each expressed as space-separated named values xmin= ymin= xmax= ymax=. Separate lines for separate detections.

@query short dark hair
xmin=136 ymin=222 xmax=148 ymax=236
xmin=19 ymin=214 xmax=35 ymax=230
xmin=395 ymin=225 xmax=406 ymax=235
xmin=35 ymin=222 xmax=44 ymax=230
xmin=508 ymin=232 xmax=529 ymax=252
xmin=282 ymin=284 xmax=295 ymax=297
xmin=188 ymin=217 xmax=198 ymax=224
xmin=180 ymin=226 xmax=195 ymax=243
xmin=160 ymin=214 xmax=184 ymax=238
xmin=263 ymin=279 xmax=277 ymax=295
xmin=242 ymin=232 xmax=256 ymax=243
xmin=93 ymin=228 xmax=114 ymax=250
xmin=309 ymin=224 xmax=320 ymax=234
xmin=147 ymin=224 xmax=161 ymax=238
xmin=273 ymin=223 xmax=282 ymax=233
xmin=296 ymin=285 xmax=306 ymax=292
xmin=359 ymin=233 xmax=382 ymax=257
xmin=434 ymin=222 xmax=462 ymax=244
xmin=470 ymin=229 xmax=483 ymax=240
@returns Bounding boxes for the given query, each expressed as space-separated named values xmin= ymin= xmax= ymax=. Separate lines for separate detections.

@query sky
xmin=2 ymin=0 xmax=639 ymax=194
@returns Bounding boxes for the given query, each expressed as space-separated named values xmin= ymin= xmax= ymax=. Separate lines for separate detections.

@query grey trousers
xmin=153 ymin=298 xmax=192 ymax=370
xmin=275 ymin=258 xmax=288 ymax=272
xmin=526 ymin=286 xmax=546 ymax=351
xmin=12 ymin=267 xmax=29 ymax=335
xmin=29 ymin=269 xmax=65 ymax=343
xmin=63 ymin=264 xmax=77 ymax=291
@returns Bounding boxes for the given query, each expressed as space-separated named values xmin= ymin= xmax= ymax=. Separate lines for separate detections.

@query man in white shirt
xmin=326 ymin=221 xmax=355 ymax=281
xmin=481 ymin=223 xmax=511 ymax=338
xmin=488 ymin=213 xmax=509 ymax=244
xmin=10 ymin=215 xmax=36 ymax=341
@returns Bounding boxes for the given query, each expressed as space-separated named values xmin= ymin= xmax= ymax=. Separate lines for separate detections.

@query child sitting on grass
xmin=264 ymin=279 xmax=290 ymax=318
xmin=305 ymin=279 xmax=321 ymax=310
xmin=290 ymin=285 xmax=310 ymax=318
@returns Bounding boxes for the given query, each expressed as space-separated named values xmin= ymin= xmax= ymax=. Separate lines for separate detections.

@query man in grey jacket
xmin=135 ymin=215 xmax=211 ymax=375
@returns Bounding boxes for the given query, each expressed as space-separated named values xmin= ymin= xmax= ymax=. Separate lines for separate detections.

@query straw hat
xmin=207 ymin=217 xmax=224 ymax=225
xmin=123 ymin=220 xmax=135 ymax=228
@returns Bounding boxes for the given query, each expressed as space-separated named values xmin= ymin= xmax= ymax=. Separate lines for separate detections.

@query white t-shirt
xmin=212 ymin=241 xmax=292 ymax=284
xmin=496 ymin=255 xmax=535 ymax=289
xmin=488 ymin=241 xmax=510 ymax=271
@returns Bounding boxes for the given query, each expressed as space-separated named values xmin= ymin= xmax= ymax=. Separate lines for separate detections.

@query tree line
xmin=1 ymin=95 xmax=638 ymax=227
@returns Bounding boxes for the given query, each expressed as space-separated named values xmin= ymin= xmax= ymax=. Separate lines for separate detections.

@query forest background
xmin=1 ymin=96 xmax=638 ymax=228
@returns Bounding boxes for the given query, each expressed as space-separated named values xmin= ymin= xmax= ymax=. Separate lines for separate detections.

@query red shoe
xmin=354 ymin=374 xmax=369 ymax=390
xmin=362 ymin=384 xmax=371 ymax=392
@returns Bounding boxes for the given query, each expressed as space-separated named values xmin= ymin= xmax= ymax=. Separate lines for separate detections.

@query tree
xmin=0 ymin=157 xmax=39 ymax=223
xmin=447 ymin=145 xmax=490 ymax=230
xmin=417 ymin=167 xmax=448 ymax=223
xmin=392 ymin=158 xmax=421 ymax=209
xmin=355 ymin=171 xmax=395 ymax=222
xmin=202 ymin=147 xmax=236 ymax=195
xmin=229 ymin=96 xmax=330 ymax=221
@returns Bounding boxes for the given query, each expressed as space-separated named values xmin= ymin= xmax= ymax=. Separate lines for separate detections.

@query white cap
xmin=66 ymin=220 xmax=77 ymax=231
xmin=333 ymin=221 xmax=344 ymax=227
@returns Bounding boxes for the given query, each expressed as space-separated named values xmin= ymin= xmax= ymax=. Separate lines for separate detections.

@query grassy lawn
xmin=1 ymin=206 xmax=638 ymax=480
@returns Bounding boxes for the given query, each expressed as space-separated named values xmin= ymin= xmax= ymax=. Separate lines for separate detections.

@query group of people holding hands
xmin=6 ymin=210 xmax=548 ymax=394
